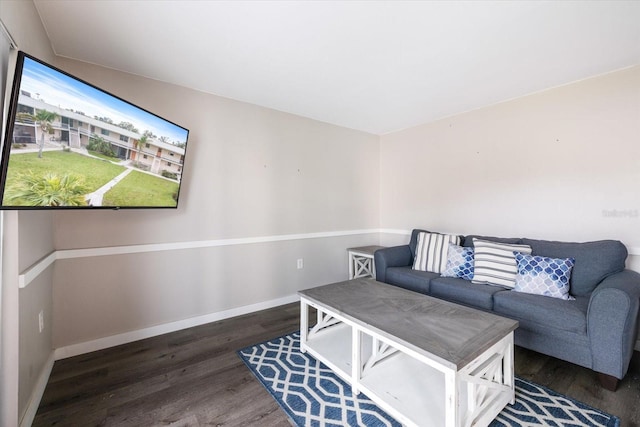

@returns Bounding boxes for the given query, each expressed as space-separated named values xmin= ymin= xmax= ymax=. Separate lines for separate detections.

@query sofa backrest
xmin=521 ymin=238 xmax=628 ymax=296
xmin=411 ymin=230 xmax=627 ymax=296
xmin=462 ymin=235 xmax=522 ymax=247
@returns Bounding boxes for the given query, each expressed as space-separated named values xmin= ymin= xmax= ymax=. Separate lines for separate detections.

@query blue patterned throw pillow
xmin=441 ymin=243 xmax=474 ymax=281
xmin=514 ymin=252 xmax=575 ymax=300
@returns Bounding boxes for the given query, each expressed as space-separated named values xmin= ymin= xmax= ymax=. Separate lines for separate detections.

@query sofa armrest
xmin=587 ymin=269 xmax=640 ymax=379
xmin=374 ymin=245 xmax=412 ymax=283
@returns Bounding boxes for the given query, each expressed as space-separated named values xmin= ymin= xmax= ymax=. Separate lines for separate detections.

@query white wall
xmin=50 ymin=57 xmax=380 ymax=349
xmin=380 ymin=66 xmax=640 ymax=268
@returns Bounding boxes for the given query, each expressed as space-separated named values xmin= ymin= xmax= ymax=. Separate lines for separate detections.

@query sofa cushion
xmin=412 ymin=232 xmax=461 ymax=273
xmin=521 ymin=238 xmax=627 ymax=296
xmin=471 ymin=239 xmax=532 ymax=288
xmin=513 ymin=252 xmax=575 ymax=300
xmin=441 ymin=243 xmax=474 ymax=281
xmin=430 ymin=277 xmax=502 ymax=310
xmin=385 ymin=266 xmax=438 ymax=294
xmin=493 ymin=290 xmax=589 ymax=335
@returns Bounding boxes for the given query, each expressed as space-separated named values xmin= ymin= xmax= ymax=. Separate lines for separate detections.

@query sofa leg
xmin=597 ymin=373 xmax=619 ymax=391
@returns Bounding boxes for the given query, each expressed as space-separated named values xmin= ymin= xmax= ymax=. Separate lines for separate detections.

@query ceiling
xmin=32 ymin=1 xmax=640 ymax=135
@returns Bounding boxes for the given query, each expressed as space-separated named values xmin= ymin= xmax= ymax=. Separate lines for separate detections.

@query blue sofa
xmin=374 ymin=229 xmax=640 ymax=390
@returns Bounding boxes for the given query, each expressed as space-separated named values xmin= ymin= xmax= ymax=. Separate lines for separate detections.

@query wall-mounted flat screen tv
xmin=0 ymin=51 xmax=189 ymax=209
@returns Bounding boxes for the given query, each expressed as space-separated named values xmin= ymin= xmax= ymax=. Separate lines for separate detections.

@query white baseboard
xmin=54 ymin=293 xmax=299 ymax=360
xmin=19 ymin=352 xmax=55 ymax=427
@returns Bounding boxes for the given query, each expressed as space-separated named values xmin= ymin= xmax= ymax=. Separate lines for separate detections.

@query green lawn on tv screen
xmin=5 ymin=150 xmax=124 ymax=191
xmin=103 ymin=170 xmax=179 ymax=207
xmin=4 ymin=150 xmax=178 ymax=207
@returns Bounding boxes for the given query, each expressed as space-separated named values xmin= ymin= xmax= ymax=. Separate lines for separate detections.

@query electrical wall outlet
xmin=297 ymin=258 xmax=304 ymax=269
xmin=38 ymin=310 xmax=44 ymax=333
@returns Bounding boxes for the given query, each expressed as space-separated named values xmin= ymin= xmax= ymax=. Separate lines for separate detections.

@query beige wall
xmin=0 ymin=0 xmax=54 ymax=62
xmin=18 ymin=212 xmax=55 ymax=271
xmin=18 ymin=267 xmax=52 ymax=416
xmin=53 ymin=58 xmax=379 ymax=246
xmin=1 ymin=1 xmax=57 ymax=425
xmin=53 ymin=234 xmax=377 ymax=346
xmin=50 ymin=58 xmax=380 ymax=348
xmin=380 ymin=67 xmax=640 ymax=261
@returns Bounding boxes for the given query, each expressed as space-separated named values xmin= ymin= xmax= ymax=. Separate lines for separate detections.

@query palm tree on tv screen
xmin=16 ymin=109 xmax=59 ymax=158
xmin=34 ymin=109 xmax=59 ymax=158
xmin=133 ymin=134 xmax=147 ymax=166
xmin=5 ymin=171 xmax=89 ymax=207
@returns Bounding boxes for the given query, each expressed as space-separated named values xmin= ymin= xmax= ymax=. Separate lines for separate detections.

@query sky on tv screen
xmin=21 ymin=57 xmax=188 ymax=144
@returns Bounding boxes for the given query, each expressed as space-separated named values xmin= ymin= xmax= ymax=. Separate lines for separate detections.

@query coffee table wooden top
xmin=299 ymin=278 xmax=518 ymax=370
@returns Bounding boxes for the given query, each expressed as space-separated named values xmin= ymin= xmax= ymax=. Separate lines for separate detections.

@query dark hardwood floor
xmin=34 ymin=302 xmax=640 ymax=426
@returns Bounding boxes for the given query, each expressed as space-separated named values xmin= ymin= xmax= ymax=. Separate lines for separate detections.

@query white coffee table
xmin=299 ymin=278 xmax=519 ymax=427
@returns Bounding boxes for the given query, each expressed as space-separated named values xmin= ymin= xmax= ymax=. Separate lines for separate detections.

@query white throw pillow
xmin=412 ymin=232 xmax=461 ymax=273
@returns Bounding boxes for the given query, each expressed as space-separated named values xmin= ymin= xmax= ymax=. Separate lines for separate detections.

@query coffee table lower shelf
xmin=300 ymin=299 xmax=515 ymax=427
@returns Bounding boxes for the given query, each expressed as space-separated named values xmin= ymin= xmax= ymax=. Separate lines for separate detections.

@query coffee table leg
xmin=505 ymin=333 xmax=515 ymax=404
xmin=352 ymin=327 xmax=361 ymax=395
xmin=300 ymin=299 xmax=308 ymax=354
xmin=444 ymin=370 xmax=458 ymax=427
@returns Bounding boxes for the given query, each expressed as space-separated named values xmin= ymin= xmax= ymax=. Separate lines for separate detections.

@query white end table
xmin=347 ymin=245 xmax=386 ymax=279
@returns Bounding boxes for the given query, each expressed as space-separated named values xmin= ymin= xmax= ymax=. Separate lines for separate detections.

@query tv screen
xmin=0 ymin=51 xmax=189 ymax=209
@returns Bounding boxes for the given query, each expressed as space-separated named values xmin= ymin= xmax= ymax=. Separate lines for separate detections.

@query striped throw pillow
xmin=472 ymin=238 xmax=532 ymax=288
xmin=412 ymin=232 xmax=461 ymax=273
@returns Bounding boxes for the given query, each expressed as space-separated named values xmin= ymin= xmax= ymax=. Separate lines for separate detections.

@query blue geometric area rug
xmin=237 ymin=332 xmax=620 ymax=427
